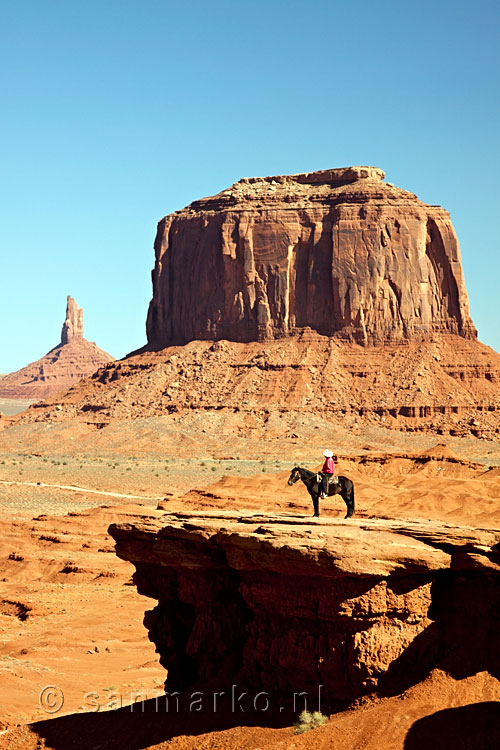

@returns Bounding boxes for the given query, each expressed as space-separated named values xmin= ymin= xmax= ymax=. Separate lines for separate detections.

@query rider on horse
xmin=321 ymin=449 xmax=337 ymax=498
xmin=287 ymin=463 xmax=354 ymax=518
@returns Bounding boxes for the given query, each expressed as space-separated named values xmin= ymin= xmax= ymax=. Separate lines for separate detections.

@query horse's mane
xmin=293 ymin=466 xmax=316 ymax=477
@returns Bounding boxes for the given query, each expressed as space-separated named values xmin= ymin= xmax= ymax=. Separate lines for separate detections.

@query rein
xmin=297 ymin=469 xmax=320 ymax=487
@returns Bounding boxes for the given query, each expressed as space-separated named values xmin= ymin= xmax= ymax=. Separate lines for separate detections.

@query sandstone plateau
xmin=0 ymin=296 xmax=113 ymax=401
xmin=146 ymin=166 xmax=476 ymax=349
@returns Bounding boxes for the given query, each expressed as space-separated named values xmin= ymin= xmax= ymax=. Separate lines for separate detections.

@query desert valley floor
xmin=0 ymin=415 xmax=499 ymax=749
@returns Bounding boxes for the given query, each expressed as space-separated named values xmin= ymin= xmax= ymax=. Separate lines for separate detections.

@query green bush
xmin=294 ymin=710 xmax=327 ymax=734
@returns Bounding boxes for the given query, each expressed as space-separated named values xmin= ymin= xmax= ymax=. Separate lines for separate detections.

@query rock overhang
xmin=109 ymin=510 xmax=500 ymax=703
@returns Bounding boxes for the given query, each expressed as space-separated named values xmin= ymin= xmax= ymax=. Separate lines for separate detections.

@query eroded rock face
xmin=109 ymin=512 xmax=500 ymax=708
xmin=146 ymin=167 xmax=476 ymax=348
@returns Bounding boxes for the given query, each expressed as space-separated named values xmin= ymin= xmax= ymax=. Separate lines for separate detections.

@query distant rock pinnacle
xmin=0 ymin=296 xmax=113 ymax=401
xmin=61 ymin=296 xmax=84 ymax=345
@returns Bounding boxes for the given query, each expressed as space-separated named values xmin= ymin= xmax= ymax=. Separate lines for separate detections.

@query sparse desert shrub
xmin=211 ymin=467 xmax=216 ymax=472
xmin=294 ymin=710 xmax=327 ymax=734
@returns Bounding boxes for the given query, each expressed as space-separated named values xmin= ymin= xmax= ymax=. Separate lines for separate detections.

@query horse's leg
xmin=312 ymin=491 xmax=319 ymax=517
xmin=344 ymin=484 xmax=355 ymax=518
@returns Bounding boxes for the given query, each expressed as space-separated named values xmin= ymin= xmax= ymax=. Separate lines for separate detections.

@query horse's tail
xmin=350 ymin=483 xmax=355 ymax=516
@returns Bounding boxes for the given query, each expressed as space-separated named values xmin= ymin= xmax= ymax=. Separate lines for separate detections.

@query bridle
xmin=289 ymin=467 xmax=320 ymax=487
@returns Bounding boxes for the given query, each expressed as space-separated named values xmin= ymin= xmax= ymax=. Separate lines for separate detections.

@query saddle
xmin=317 ymin=473 xmax=340 ymax=498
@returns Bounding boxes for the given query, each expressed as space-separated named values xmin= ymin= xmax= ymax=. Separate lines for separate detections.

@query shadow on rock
xmin=404 ymin=702 xmax=500 ymax=750
xmin=377 ymin=623 xmax=443 ymax=697
xmin=23 ymin=689 xmax=294 ymax=750
xmin=380 ymin=570 xmax=500 ymax=698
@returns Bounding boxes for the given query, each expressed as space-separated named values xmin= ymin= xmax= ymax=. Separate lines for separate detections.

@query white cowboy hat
xmin=323 ymin=449 xmax=333 ymax=458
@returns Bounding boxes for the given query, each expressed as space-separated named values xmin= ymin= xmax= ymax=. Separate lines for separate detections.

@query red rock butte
xmin=146 ymin=166 xmax=477 ymax=349
xmin=0 ymin=296 xmax=113 ymax=400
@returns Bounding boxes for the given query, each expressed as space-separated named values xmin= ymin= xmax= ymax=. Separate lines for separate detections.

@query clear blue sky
xmin=1 ymin=0 xmax=499 ymax=372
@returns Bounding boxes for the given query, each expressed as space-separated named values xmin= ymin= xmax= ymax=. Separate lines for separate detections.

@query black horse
xmin=288 ymin=466 xmax=355 ymax=518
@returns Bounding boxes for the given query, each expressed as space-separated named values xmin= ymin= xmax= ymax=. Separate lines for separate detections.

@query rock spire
xmin=61 ymin=295 xmax=84 ymax=345
xmin=0 ymin=297 xmax=113 ymax=401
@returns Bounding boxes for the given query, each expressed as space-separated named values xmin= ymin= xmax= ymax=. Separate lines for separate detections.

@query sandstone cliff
xmin=146 ymin=167 xmax=476 ymax=348
xmin=110 ymin=511 xmax=500 ymax=708
xmin=0 ymin=296 xmax=113 ymax=400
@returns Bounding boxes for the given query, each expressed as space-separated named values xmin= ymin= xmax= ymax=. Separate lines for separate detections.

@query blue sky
xmin=1 ymin=0 xmax=499 ymax=371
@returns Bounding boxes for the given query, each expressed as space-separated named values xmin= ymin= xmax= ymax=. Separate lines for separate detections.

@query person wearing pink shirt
xmin=321 ymin=449 xmax=336 ymax=497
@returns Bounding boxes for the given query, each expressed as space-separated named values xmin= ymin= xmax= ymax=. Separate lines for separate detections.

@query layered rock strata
xmin=20 ymin=333 xmax=500 ymax=439
xmin=110 ymin=512 xmax=500 ymax=708
xmin=0 ymin=296 xmax=113 ymax=400
xmin=146 ymin=167 xmax=476 ymax=348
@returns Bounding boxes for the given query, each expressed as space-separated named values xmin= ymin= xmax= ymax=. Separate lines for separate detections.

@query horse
xmin=287 ymin=466 xmax=355 ymax=519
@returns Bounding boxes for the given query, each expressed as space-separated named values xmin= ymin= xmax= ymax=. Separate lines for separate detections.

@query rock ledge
xmin=110 ymin=511 xmax=500 ymax=706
